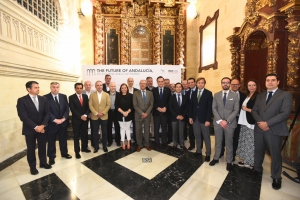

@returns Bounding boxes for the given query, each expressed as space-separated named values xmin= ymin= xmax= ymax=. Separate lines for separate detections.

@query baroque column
xmin=94 ymin=1 xmax=104 ymax=64
xmin=153 ymin=3 xmax=161 ymax=64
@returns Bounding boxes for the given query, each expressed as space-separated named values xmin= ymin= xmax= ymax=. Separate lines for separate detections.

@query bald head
xmin=84 ymin=80 xmax=92 ymax=92
xmin=109 ymin=82 xmax=116 ymax=93
xmin=127 ymin=77 xmax=134 ymax=88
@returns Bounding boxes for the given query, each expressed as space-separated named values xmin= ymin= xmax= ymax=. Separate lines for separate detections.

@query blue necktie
xmin=177 ymin=94 xmax=181 ymax=106
xmin=223 ymin=93 xmax=227 ymax=105
xmin=142 ymin=91 xmax=146 ymax=102
xmin=266 ymin=91 xmax=273 ymax=105
xmin=160 ymin=88 xmax=163 ymax=99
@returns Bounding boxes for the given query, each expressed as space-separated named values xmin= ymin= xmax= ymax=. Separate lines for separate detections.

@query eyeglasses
xmin=221 ymin=82 xmax=230 ymax=85
xmin=231 ymin=84 xmax=240 ymax=86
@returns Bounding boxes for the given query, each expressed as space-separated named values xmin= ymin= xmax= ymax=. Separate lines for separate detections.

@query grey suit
xmin=252 ymin=89 xmax=292 ymax=179
xmin=133 ymin=90 xmax=154 ymax=147
xmin=212 ymin=90 xmax=239 ymax=163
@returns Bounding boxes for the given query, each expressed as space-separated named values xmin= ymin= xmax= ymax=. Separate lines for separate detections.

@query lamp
xmin=78 ymin=0 xmax=93 ymax=17
xmin=187 ymin=3 xmax=199 ymax=19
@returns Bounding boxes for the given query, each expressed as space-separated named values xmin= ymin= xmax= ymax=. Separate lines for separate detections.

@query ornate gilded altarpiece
xmin=227 ymin=0 xmax=300 ymax=168
xmin=93 ymin=0 xmax=188 ymax=78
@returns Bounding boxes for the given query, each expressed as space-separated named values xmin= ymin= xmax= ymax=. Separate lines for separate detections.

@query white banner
xmin=83 ymin=65 xmax=182 ymax=89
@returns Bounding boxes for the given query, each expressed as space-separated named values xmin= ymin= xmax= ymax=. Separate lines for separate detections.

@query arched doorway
xmin=130 ymin=26 xmax=153 ymax=65
xmin=244 ymin=31 xmax=268 ymax=90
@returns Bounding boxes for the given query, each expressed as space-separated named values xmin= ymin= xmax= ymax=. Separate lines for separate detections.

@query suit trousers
xmin=171 ymin=120 xmax=185 ymax=147
xmin=154 ymin=114 xmax=168 ymax=144
xmin=213 ymin=125 xmax=235 ymax=163
xmin=254 ymin=130 xmax=283 ymax=179
xmin=25 ymin=133 xmax=47 ymax=168
xmin=232 ymin=116 xmax=241 ymax=161
xmin=107 ymin=109 xmax=120 ymax=145
xmin=72 ymin=120 xmax=88 ymax=153
xmin=193 ymin=118 xmax=211 ymax=156
xmin=188 ymin=121 xmax=195 ymax=148
xmin=91 ymin=118 xmax=108 ymax=148
xmin=167 ymin=116 xmax=173 ymax=143
xmin=47 ymin=124 xmax=68 ymax=158
xmin=135 ymin=117 xmax=151 ymax=147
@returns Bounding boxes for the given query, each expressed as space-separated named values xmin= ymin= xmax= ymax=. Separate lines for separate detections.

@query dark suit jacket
xmin=239 ymin=91 xmax=247 ymax=111
xmin=68 ymin=93 xmax=89 ymax=123
xmin=189 ymin=88 xmax=213 ymax=123
xmin=17 ymin=95 xmax=49 ymax=135
xmin=146 ymin=86 xmax=155 ymax=91
xmin=115 ymin=93 xmax=133 ymax=121
xmin=252 ymin=89 xmax=292 ymax=136
xmin=169 ymin=93 xmax=187 ymax=122
xmin=152 ymin=87 xmax=171 ymax=116
xmin=103 ymin=84 xmax=109 ymax=92
xmin=44 ymin=93 xmax=69 ymax=128
xmin=245 ymin=95 xmax=257 ymax=125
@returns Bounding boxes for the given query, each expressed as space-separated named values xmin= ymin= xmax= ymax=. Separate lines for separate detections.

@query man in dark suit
xmin=69 ymin=83 xmax=91 ymax=159
xmin=169 ymin=83 xmax=187 ymax=150
xmin=133 ymin=80 xmax=154 ymax=152
xmin=17 ymin=81 xmax=52 ymax=175
xmin=152 ymin=76 xmax=171 ymax=146
xmin=252 ymin=73 xmax=292 ymax=190
xmin=220 ymin=78 xmax=247 ymax=160
xmin=181 ymin=80 xmax=189 ymax=140
xmin=45 ymin=82 xmax=72 ymax=165
xmin=210 ymin=77 xmax=239 ymax=171
xmin=189 ymin=78 xmax=213 ymax=162
xmin=107 ymin=82 xmax=120 ymax=146
xmin=186 ymin=77 xmax=197 ymax=150
xmin=103 ymin=74 xmax=111 ymax=92
xmin=146 ymin=76 xmax=154 ymax=91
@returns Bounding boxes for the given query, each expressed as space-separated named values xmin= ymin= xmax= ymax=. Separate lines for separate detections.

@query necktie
xmin=142 ymin=91 xmax=146 ymax=102
xmin=266 ymin=91 xmax=273 ymax=105
xmin=160 ymin=88 xmax=163 ymax=99
xmin=54 ymin=96 xmax=59 ymax=104
xmin=33 ymin=96 xmax=39 ymax=111
xmin=223 ymin=92 xmax=227 ymax=105
xmin=197 ymin=90 xmax=201 ymax=103
xmin=79 ymin=95 xmax=83 ymax=106
xmin=177 ymin=94 xmax=181 ymax=106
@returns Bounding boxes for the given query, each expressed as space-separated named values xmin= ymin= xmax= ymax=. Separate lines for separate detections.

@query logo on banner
xmin=86 ymin=69 xmax=96 ymax=76
xmin=168 ymin=70 xmax=178 ymax=74
xmin=160 ymin=69 xmax=165 ymax=74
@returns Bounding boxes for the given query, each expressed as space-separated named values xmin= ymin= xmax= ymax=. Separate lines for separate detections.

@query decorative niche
xmin=199 ymin=10 xmax=219 ymax=73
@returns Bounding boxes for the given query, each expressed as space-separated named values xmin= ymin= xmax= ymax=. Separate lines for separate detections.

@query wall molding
xmin=0 ymin=61 xmax=79 ymax=82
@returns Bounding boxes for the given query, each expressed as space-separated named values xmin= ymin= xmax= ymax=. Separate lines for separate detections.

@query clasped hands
xmin=35 ymin=125 xmax=45 ymax=133
xmin=53 ymin=118 xmax=66 ymax=125
xmin=219 ymin=120 xmax=229 ymax=129
xmin=189 ymin=118 xmax=210 ymax=127
xmin=257 ymin=121 xmax=270 ymax=131
xmin=157 ymin=107 xmax=167 ymax=113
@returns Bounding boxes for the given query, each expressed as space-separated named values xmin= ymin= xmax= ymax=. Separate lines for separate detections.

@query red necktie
xmin=79 ymin=95 xmax=83 ymax=106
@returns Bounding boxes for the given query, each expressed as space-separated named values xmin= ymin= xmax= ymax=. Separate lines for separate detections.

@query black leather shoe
xmin=49 ymin=158 xmax=55 ymax=165
xmin=81 ymin=149 xmax=91 ymax=153
xmin=188 ymin=146 xmax=195 ymax=151
xmin=107 ymin=143 xmax=112 ymax=147
xmin=30 ymin=168 xmax=39 ymax=175
xmin=94 ymin=148 xmax=99 ymax=153
xmin=76 ymin=153 xmax=81 ymax=159
xmin=226 ymin=163 xmax=233 ymax=171
xmin=40 ymin=163 xmax=52 ymax=169
xmin=249 ymin=168 xmax=262 ymax=176
xmin=62 ymin=154 xmax=72 ymax=159
xmin=209 ymin=159 xmax=219 ymax=166
xmin=103 ymin=147 xmax=108 ymax=152
xmin=272 ymin=178 xmax=281 ymax=190
xmin=194 ymin=152 xmax=201 ymax=157
xmin=205 ymin=156 xmax=210 ymax=162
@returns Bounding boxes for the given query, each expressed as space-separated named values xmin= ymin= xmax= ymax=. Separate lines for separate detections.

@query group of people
xmin=17 ymin=73 xmax=292 ymax=190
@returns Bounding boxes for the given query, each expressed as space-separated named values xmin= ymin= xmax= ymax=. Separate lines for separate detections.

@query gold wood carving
xmin=164 ymin=0 xmax=176 ymax=7
xmin=134 ymin=2 xmax=147 ymax=16
xmin=176 ymin=4 xmax=185 ymax=66
xmin=153 ymin=3 xmax=161 ymax=64
xmin=104 ymin=19 xmax=121 ymax=33
xmin=227 ymin=36 xmax=241 ymax=79
xmin=245 ymin=0 xmax=260 ymax=25
xmin=160 ymin=8 xmax=177 ymax=16
xmin=266 ymin=38 xmax=279 ymax=74
xmin=256 ymin=0 xmax=276 ymax=9
xmin=161 ymin=20 xmax=175 ymax=34
xmin=258 ymin=18 xmax=279 ymax=32
xmin=103 ymin=6 xmax=121 ymax=14
xmin=121 ymin=18 xmax=129 ymax=64
xmin=105 ymin=0 xmax=117 ymax=5
xmin=95 ymin=2 xmax=105 ymax=64
xmin=286 ymin=8 xmax=300 ymax=89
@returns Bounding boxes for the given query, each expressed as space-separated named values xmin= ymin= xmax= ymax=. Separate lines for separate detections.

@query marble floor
xmin=0 ymin=136 xmax=299 ymax=200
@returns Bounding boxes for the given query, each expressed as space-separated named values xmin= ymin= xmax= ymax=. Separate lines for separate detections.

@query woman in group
xmin=115 ymin=83 xmax=134 ymax=149
xmin=237 ymin=79 xmax=260 ymax=167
